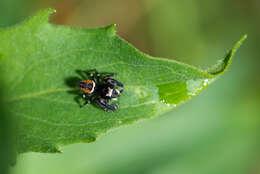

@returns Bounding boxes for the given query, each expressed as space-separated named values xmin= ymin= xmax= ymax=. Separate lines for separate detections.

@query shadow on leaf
xmin=64 ymin=74 xmax=82 ymax=107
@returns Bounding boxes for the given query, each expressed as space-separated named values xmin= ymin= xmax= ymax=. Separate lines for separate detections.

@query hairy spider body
xmin=77 ymin=69 xmax=124 ymax=112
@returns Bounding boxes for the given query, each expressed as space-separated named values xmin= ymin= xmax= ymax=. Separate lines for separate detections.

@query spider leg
xmin=90 ymin=69 xmax=101 ymax=83
xmin=74 ymin=95 xmax=82 ymax=107
xmin=80 ymin=94 xmax=95 ymax=108
xmin=96 ymin=98 xmax=118 ymax=112
xmin=103 ymin=73 xmax=118 ymax=78
xmin=105 ymin=78 xmax=124 ymax=89
xmin=104 ymin=78 xmax=124 ymax=97
xmin=82 ymin=69 xmax=101 ymax=83
xmin=86 ymin=72 xmax=97 ymax=83
xmin=81 ymin=99 xmax=91 ymax=108
xmin=82 ymin=93 xmax=91 ymax=99
xmin=96 ymin=71 xmax=101 ymax=83
xmin=95 ymin=99 xmax=108 ymax=112
xmin=76 ymin=70 xmax=88 ymax=79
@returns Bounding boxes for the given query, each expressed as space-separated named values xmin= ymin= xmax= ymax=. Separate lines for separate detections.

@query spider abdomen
xmin=78 ymin=80 xmax=95 ymax=93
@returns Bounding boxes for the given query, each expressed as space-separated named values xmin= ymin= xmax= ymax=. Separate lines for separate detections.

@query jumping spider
xmin=77 ymin=69 xmax=124 ymax=112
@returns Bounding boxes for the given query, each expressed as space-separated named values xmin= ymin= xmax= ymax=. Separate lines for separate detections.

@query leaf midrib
xmin=9 ymin=46 xmax=209 ymax=93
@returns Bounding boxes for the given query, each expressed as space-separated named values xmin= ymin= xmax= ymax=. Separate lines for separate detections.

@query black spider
xmin=76 ymin=69 xmax=124 ymax=112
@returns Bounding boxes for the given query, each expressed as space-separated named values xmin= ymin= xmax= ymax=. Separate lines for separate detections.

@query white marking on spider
xmin=115 ymin=89 xmax=120 ymax=95
xmin=106 ymin=87 xmax=113 ymax=97
xmin=89 ymin=81 xmax=96 ymax=93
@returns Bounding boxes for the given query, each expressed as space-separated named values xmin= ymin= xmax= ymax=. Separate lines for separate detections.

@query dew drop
xmin=203 ymin=79 xmax=209 ymax=86
xmin=186 ymin=79 xmax=204 ymax=96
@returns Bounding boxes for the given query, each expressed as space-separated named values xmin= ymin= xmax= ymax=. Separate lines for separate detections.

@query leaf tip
xmin=207 ymin=35 xmax=247 ymax=76
xmin=27 ymin=8 xmax=56 ymax=25
xmin=105 ymin=24 xmax=117 ymax=37
xmin=43 ymin=8 xmax=57 ymax=14
xmin=233 ymin=34 xmax=247 ymax=52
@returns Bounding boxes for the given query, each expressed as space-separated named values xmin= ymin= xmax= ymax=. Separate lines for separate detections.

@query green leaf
xmin=0 ymin=9 xmax=247 ymax=153
xmin=0 ymin=98 xmax=10 ymax=173
xmin=0 ymin=83 xmax=15 ymax=173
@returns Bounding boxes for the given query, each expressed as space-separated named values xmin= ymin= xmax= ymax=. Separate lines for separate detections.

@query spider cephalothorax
xmin=77 ymin=69 xmax=124 ymax=112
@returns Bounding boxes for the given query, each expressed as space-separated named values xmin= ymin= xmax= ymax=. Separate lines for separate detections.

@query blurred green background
xmin=0 ymin=0 xmax=259 ymax=173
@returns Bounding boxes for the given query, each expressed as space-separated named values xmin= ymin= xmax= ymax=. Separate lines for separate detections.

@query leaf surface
xmin=0 ymin=9 xmax=246 ymax=153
